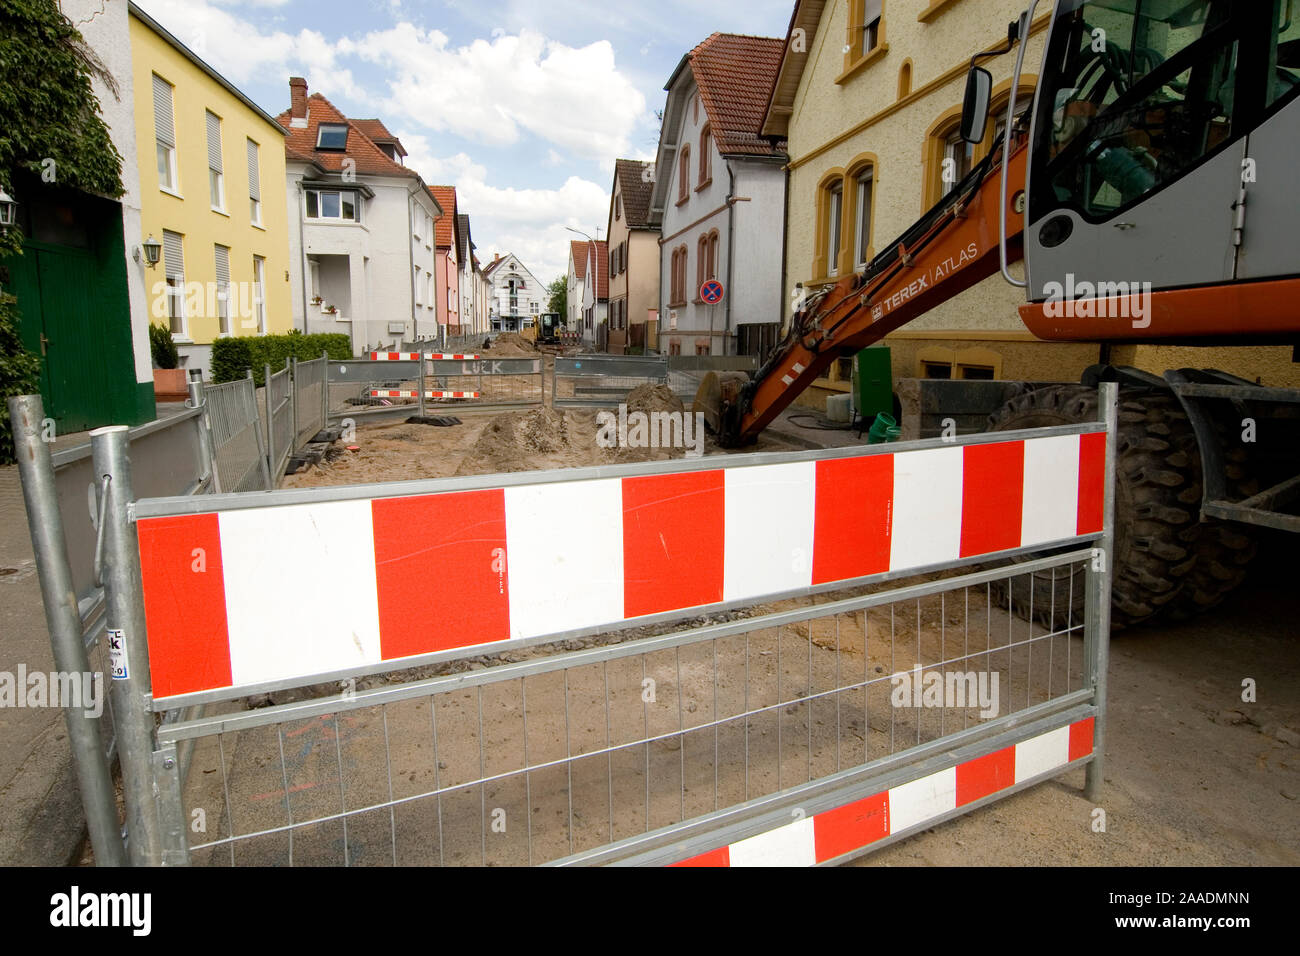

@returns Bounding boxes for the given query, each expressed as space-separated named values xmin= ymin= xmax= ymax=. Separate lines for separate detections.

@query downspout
xmin=725 ymin=162 xmax=736 ymax=356
xmin=780 ymin=161 xmax=790 ymax=345
xmin=296 ymin=180 xmax=309 ymax=335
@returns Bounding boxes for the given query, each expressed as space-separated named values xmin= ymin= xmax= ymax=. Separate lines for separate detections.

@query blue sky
xmin=134 ymin=0 xmax=795 ymax=283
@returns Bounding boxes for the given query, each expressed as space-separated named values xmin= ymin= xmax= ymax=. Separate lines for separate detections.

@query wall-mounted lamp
xmin=0 ymin=189 xmax=17 ymax=230
xmin=141 ymin=234 xmax=162 ymax=268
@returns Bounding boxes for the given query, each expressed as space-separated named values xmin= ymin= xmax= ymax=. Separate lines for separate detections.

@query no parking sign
xmin=700 ymin=280 xmax=725 ymax=305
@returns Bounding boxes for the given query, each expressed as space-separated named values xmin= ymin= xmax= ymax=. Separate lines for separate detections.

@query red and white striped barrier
xmin=368 ymin=390 xmax=480 ymax=399
xmin=136 ymin=432 xmax=1105 ymax=701
xmin=670 ymin=718 xmax=1095 ymax=866
xmin=368 ymin=352 xmax=480 ymax=361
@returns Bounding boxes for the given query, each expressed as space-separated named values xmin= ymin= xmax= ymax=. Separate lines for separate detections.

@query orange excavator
xmin=701 ymin=0 xmax=1300 ymax=628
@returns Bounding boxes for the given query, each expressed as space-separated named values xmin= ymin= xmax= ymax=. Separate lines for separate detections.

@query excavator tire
xmin=1161 ymin=444 xmax=1257 ymax=621
xmin=985 ymin=384 xmax=1202 ymax=630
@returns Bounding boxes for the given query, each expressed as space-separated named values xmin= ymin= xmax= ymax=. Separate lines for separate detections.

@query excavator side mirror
xmin=960 ymin=66 xmax=993 ymax=144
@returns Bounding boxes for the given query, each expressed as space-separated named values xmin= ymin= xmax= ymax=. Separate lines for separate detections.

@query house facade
xmin=566 ymin=240 xmax=589 ymax=334
xmin=581 ymin=240 xmax=608 ymax=346
xmin=649 ymin=33 xmax=788 ymax=357
xmin=456 ymin=213 xmax=479 ymax=334
xmin=278 ymin=79 xmax=442 ymax=354
xmin=129 ymin=3 xmax=292 ymax=380
xmin=429 ymin=185 xmax=460 ymax=335
xmin=484 ymin=253 xmax=545 ymax=332
xmin=605 ymin=160 xmax=660 ymax=354
xmin=3 ymin=0 xmax=157 ymax=430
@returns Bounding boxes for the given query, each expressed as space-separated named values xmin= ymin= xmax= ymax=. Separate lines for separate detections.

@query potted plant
xmin=311 ymin=295 xmax=323 ymax=306
xmin=149 ymin=323 xmax=188 ymax=400
xmin=325 ymin=305 xmax=338 ymax=315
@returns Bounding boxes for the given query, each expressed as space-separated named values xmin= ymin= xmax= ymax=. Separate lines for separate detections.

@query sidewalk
xmin=0 ymin=401 xmax=187 ymax=866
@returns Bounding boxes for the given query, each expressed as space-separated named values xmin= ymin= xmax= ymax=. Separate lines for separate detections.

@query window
xmin=213 ymin=244 xmax=231 ymax=335
xmin=669 ymin=340 xmax=682 ymax=356
xmin=413 ymin=206 xmax=421 ymax=240
xmin=898 ymin=60 xmax=912 ymax=99
xmin=153 ymin=74 xmax=178 ymax=193
xmin=1032 ymin=0 xmax=1247 ymax=223
xmin=316 ymin=123 xmax=348 ymax=150
xmin=677 ymin=145 xmax=691 ymax=203
xmin=847 ymin=0 xmax=884 ymax=65
xmin=827 ymin=181 xmax=844 ymax=276
xmin=942 ymin=127 xmax=974 ymax=196
xmin=252 ymin=256 xmax=266 ymax=333
xmin=163 ymin=230 xmax=186 ymax=336
xmin=206 ymin=111 xmax=224 ymax=211
xmin=247 ymin=139 xmax=262 ymax=225
xmin=305 ymin=189 xmax=359 ymax=221
xmin=670 ymin=245 xmax=688 ymax=306
xmin=415 ymin=266 xmax=423 ymax=307
xmin=696 ymin=234 xmax=708 ymax=293
xmin=695 ymin=341 xmax=710 ymax=356
xmin=853 ymin=167 xmax=874 ymax=268
xmin=699 ymin=126 xmax=712 ymax=186
xmin=707 ymin=232 xmax=719 ymax=282
xmin=615 ymin=195 xmax=622 ymax=220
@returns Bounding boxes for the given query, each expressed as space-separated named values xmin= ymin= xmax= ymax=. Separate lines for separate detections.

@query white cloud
xmin=345 ymin=25 xmax=646 ymax=162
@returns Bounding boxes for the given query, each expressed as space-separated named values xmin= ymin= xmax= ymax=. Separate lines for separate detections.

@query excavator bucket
xmin=693 ymin=371 xmax=750 ymax=439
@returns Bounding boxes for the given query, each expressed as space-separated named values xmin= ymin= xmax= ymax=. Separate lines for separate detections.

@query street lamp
xmin=0 ymin=188 xmax=17 ymax=230
xmin=566 ymin=225 xmax=601 ymax=345
xmin=141 ymin=234 xmax=162 ymax=268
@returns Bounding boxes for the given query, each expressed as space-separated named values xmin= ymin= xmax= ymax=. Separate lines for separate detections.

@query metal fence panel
xmin=293 ymin=355 xmax=327 ymax=450
xmin=265 ymin=361 xmax=293 ymax=481
xmin=553 ymin=355 xmax=669 ymax=407
xmin=43 ymin=385 xmax=1117 ymax=866
xmin=205 ymin=378 xmax=269 ymax=494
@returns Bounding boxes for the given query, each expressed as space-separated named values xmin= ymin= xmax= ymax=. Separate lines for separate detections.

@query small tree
xmin=546 ymin=276 xmax=567 ymax=317
xmin=149 ymin=322 xmax=178 ymax=369
xmin=0 ymin=295 xmax=41 ymax=464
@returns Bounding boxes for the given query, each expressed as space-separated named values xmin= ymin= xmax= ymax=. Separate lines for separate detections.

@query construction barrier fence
xmin=553 ymin=355 xmax=670 ymax=407
xmin=13 ymin=383 xmax=1116 ymax=866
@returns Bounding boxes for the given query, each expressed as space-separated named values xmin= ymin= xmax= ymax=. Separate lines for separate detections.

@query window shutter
xmin=153 ymin=75 xmax=175 ymax=146
xmin=213 ymin=245 xmax=230 ymax=285
xmin=206 ymin=111 xmax=222 ymax=171
xmin=246 ymin=139 xmax=260 ymax=200
xmin=863 ymin=0 xmax=882 ymax=24
xmin=163 ymin=230 xmax=184 ymax=277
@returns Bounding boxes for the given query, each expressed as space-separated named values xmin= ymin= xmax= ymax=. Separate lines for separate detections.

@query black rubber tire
xmin=985 ymin=384 xmax=1202 ymax=630
xmin=1161 ymin=444 xmax=1258 ymax=621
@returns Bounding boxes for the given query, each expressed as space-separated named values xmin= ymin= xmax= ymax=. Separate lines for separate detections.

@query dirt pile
xmin=455 ymin=406 xmax=601 ymax=476
xmin=608 ymin=384 xmax=695 ymax=464
xmin=483 ymin=332 xmax=537 ymax=356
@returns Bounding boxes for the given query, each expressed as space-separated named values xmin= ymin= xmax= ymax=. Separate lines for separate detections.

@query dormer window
xmin=316 ymin=123 xmax=348 ymax=150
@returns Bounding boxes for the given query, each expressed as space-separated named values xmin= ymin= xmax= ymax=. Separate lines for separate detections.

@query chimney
xmin=289 ymin=77 xmax=308 ymax=127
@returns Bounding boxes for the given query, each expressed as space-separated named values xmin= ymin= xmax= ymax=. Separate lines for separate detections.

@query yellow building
xmin=129 ymin=2 xmax=291 ymax=376
xmin=763 ymin=0 xmax=1299 ymax=407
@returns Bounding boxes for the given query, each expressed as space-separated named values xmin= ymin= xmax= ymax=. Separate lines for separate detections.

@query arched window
xmin=898 ymin=60 xmax=912 ymax=99
xmin=812 ymin=169 xmax=847 ymax=279
xmin=845 ymin=155 xmax=878 ymax=270
xmin=923 ymin=78 xmax=1036 ymax=210
xmin=677 ymin=145 xmax=691 ymax=204
xmin=699 ymin=126 xmax=712 ymax=186
xmin=696 ymin=234 xmax=708 ymax=293
xmin=707 ymin=231 xmax=719 ymax=281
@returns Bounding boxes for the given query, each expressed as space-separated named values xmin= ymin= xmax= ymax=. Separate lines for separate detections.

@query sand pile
xmin=483 ymin=332 xmax=537 ymax=356
xmin=624 ymin=383 xmax=684 ymax=416
xmin=455 ymin=406 xmax=600 ymax=476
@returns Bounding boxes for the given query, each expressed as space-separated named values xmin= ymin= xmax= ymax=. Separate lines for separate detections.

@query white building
xmin=278 ymin=79 xmax=442 ymax=354
xmin=483 ymin=253 xmax=545 ymax=333
xmin=565 ymin=239 xmax=589 ymax=333
xmin=648 ymin=33 xmax=788 ymax=356
xmin=580 ymin=240 xmax=608 ymax=348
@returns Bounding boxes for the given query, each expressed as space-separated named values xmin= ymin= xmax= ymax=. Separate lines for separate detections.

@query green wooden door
xmin=34 ymin=245 xmax=106 ymax=432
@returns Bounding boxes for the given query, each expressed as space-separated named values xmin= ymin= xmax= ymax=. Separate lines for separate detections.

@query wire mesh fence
xmin=163 ymin=554 xmax=1093 ymax=866
xmin=265 ymin=361 xmax=294 ymax=480
xmin=552 ymin=356 xmax=670 ymax=408
xmin=204 ymin=377 xmax=269 ymax=493
xmin=292 ymin=355 xmax=328 ymax=451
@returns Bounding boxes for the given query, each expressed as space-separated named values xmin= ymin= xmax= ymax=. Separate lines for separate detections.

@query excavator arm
xmin=709 ymin=135 xmax=1029 ymax=446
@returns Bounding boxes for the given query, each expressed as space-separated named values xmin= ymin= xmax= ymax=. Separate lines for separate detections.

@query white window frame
xmin=827 ymin=182 xmax=844 ymax=277
xmin=305 ymin=189 xmax=361 ymax=222
xmin=214 ymin=244 xmax=231 ymax=335
xmin=154 ymin=74 xmax=180 ymax=196
xmin=162 ymin=230 xmax=187 ymax=338
xmin=206 ymin=110 xmax=225 ymax=213
xmin=247 ymin=138 xmax=262 ymax=227
xmin=252 ymin=256 xmax=266 ymax=334
xmin=854 ymin=169 xmax=874 ymax=270
xmin=414 ymin=265 xmax=423 ymax=307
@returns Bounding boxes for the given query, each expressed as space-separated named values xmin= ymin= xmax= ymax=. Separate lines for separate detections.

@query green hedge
xmin=211 ymin=332 xmax=351 ymax=386
xmin=0 ymin=294 xmax=41 ymax=466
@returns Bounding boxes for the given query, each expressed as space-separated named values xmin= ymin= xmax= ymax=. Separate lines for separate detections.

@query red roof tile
xmin=351 ymin=118 xmax=406 ymax=155
xmin=588 ymin=240 xmax=608 ymax=299
xmin=570 ymin=240 xmax=589 ymax=280
xmin=428 ymin=185 xmax=458 ymax=249
xmin=614 ymin=159 xmax=655 ymax=228
xmin=689 ymin=33 xmax=787 ymax=156
xmin=276 ymin=91 xmax=417 ymax=179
